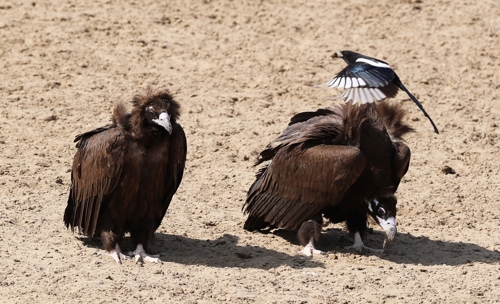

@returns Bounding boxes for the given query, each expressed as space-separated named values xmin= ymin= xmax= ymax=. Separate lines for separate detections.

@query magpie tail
xmin=394 ymin=77 xmax=439 ymax=134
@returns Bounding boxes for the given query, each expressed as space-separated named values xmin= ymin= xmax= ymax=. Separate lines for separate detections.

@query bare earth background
xmin=1 ymin=0 xmax=499 ymax=303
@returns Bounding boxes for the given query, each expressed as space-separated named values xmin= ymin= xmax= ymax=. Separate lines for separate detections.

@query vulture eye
xmin=378 ymin=207 xmax=386 ymax=215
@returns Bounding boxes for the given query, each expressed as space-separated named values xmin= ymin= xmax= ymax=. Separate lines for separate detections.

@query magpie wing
xmin=321 ymin=62 xmax=399 ymax=104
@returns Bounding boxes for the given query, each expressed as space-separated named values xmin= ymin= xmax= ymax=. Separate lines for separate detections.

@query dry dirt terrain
xmin=1 ymin=0 xmax=499 ymax=303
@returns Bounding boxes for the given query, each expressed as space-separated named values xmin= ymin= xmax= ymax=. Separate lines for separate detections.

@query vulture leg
xmin=345 ymin=232 xmax=386 ymax=255
xmin=128 ymin=243 xmax=163 ymax=264
xmin=298 ymin=218 xmax=326 ymax=257
xmin=94 ymin=243 xmax=130 ymax=264
xmin=299 ymin=238 xmax=327 ymax=257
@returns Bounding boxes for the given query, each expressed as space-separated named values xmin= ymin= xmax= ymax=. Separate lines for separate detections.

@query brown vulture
xmin=64 ymin=87 xmax=187 ymax=264
xmin=243 ymin=102 xmax=413 ymax=256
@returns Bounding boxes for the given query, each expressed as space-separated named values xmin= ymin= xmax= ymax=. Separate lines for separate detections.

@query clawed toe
xmin=299 ymin=243 xmax=327 ymax=257
xmin=94 ymin=244 xmax=130 ymax=264
xmin=129 ymin=252 xmax=162 ymax=264
xmin=128 ymin=244 xmax=163 ymax=264
xmin=344 ymin=244 xmax=387 ymax=256
xmin=344 ymin=232 xmax=387 ymax=256
xmin=299 ymin=247 xmax=313 ymax=257
xmin=313 ymin=249 xmax=327 ymax=256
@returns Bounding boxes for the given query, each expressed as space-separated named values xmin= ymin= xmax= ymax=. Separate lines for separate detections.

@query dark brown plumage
xmin=64 ymin=87 xmax=187 ymax=264
xmin=243 ymin=101 xmax=413 ymax=256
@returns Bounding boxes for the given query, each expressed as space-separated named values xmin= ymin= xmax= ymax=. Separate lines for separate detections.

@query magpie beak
xmin=331 ymin=50 xmax=343 ymax=59
xmin=319 ymin=50 xmax=439 ymax=134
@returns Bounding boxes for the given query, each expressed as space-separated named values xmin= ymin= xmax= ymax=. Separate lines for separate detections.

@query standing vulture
xmin=318 ymin=50 xmax=439 ymax=134
xmin=64 ymin=87 xmax=187 ymax=264
xmin=243 ymin=102 xmax=413 ymax=256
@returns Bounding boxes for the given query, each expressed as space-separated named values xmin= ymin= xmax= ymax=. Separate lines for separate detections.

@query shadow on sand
xmin=272 ymin=227 xmax=500 ymax=266
xmin=79 ymin=233 xmax=324 ymax=270
xmin=78 ymin=227 xmax=499 ymax=268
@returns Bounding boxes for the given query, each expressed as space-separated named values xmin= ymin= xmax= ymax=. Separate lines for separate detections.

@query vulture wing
xmin=64 ymin=127 xmax=126 ymax=236
xmin=257 ymin=110 xmax=344 ymax=165
xmin=153 ymin=123 xmax=187 ymax=229
xmin=391 ymin=141 xmax=411 ymax=192
xmin=244 ymin=144 xmax=366 ymax=231
xmin=375 ymin=102 xmax=413 ymax=191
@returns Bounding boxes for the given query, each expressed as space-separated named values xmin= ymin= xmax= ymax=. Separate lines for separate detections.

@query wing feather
xmin=324 ymin=63 xmax=395 ymax=90
xmin=244 ymin=144 xmax=365 ymax=230
xmin=154 ymin=124 xmax=187 ymax=228
xmin=64 ymin=127 xmax=126 ymax=236
xmin=391 ymin=141 xmax=411 ymax=192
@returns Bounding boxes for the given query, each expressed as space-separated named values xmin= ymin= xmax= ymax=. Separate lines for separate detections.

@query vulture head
xmin=367 ymin=194 xmax=397 ymax=241
xmin=129 ymin=87 xmax=181 ymax=136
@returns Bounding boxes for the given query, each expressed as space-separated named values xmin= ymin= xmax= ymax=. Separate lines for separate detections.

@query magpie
xmin=318 ymin=50 xmax=439 ymax=134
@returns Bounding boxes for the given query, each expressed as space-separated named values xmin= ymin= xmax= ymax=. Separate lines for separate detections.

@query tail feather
xmin=243 ymin=215 xmax=269 ymax=231
xmin=393 ymin=76 xmax=439 ymax=134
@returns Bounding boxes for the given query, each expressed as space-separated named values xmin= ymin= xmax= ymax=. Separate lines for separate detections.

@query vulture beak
xmin=152 ymin=112 xmax=172 ymax=134
xmin=377 ymin=216 xmax=397 ymax=241
xmin=332 ymin=50 xmax=343 ymax=59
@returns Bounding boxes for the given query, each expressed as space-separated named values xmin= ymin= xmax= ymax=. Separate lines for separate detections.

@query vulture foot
xmin=128 ymin=243 xmax=163 ymax=264
xmin=94 ymin=244 xmax=130 ymax=264
xmin=345 ymin=232 xmax=387 ymax=256
xmin=345 ymin=244 xmax=386 ymax=256
xmin=299 ymin=238 xmax=327 ymax=257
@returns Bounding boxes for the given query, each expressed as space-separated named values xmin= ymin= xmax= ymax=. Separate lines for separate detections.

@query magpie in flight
xmin=319 ymin=50 xmax=439 ymax=134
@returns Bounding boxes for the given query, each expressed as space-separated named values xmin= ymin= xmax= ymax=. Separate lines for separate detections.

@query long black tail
xmin=393 ymin=77 xmax=439 ymax=134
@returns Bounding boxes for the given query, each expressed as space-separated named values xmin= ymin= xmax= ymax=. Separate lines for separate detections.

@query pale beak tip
xmin=332 ymin=50 xmax=343 ymax=58
xmin=385 ymin=226 xmax=397 ymax=241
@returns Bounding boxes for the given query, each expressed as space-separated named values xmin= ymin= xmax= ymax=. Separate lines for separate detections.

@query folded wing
xmin=64 ymin=128 xmax=126 ymax=236
xmin=244 ymin=144 xmax=366 ymax=231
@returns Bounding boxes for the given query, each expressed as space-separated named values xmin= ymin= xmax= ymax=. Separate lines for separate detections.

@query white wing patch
xmin=370 ymin=87 xmax=385 ymax=100
xmin=345 ymin=77 xmax=352 ymax=89
xmin=351 ymin=78 xmax=359 ymax=88
xmin=356 ymin=57 xmax=391 ymax=69
xmin=340 ymin=87 xmax=387 ymax=104
xmin=323 ymin=76 xmax=366 ymax=89
xmin=321 ymin=72 xmax=388 ymax=104
xmin=338 ymin=77 xmax=346 ymax=88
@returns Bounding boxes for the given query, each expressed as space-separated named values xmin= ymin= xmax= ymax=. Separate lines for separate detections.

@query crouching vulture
xmin=64 ymin=87 xmax=187 ymax=264
xmin=243 ymin=101 xmax=413 ymax=256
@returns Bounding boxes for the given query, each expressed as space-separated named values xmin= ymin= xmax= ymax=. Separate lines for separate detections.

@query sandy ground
xmin=1 ymin=0 xmax=500 ymax=303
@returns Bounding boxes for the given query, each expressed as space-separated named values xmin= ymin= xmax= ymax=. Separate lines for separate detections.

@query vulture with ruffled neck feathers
xmin=64 ymin=87 xmax=187 ymax=264
xmin=243 ymin=102 xmax=413 ymax=256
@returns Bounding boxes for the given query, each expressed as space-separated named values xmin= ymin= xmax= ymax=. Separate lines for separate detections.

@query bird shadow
xmin=78 ymin=228 xmax=499 ymax=268
xmin=78 ymin=232 xmax=324 ymax=270
xmin=272 ymin=227 xmax=500 ymax=266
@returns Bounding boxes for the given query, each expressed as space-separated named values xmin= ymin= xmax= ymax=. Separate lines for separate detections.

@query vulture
xmin=64 ymin=87 xmax=187 ymax=264
xmin=243 ymin=101 xmax=413 ymax=256
xmin=318 ymin=50 xmax=439 ymax=134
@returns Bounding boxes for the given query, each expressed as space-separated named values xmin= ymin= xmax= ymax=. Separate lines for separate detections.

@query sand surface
xmin=1 ymin=0 xmax=500 ymax=303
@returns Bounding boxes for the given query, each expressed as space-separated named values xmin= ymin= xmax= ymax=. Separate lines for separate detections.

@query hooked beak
xmin=331 ymin=50 xmax=343 ymax=59
xmin=377 ymin=216 xmax=397 ymax=241
xmin=152 ymin=112 xmax=172 ymax=134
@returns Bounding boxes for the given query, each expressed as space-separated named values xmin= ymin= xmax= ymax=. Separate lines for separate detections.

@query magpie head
xmin=331 ymin=50 xmax=361 ymax=65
